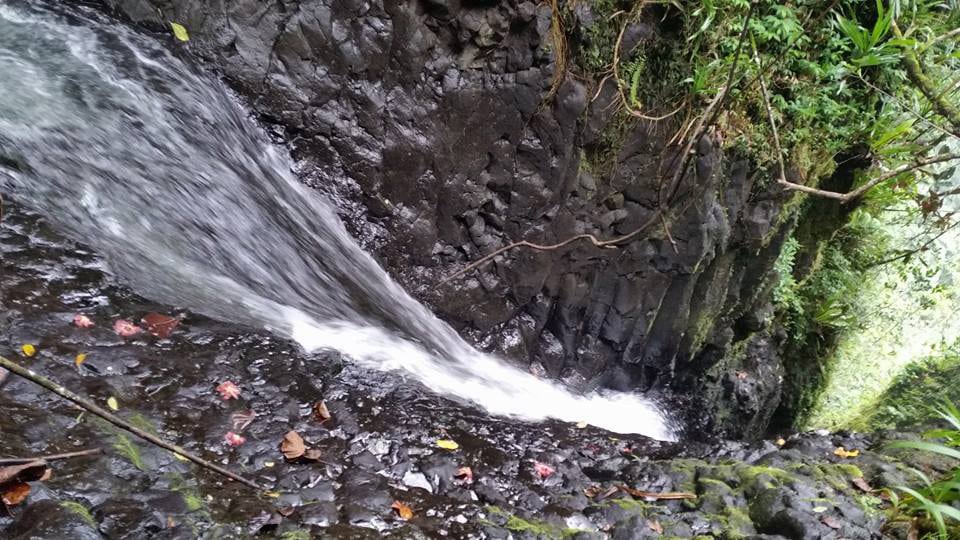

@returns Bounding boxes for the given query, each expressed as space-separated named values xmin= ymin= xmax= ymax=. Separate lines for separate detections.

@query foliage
xmin=885 ymin=400 xmax=960 ymax=539
xmin=858 ymin=345 xmax=960 ymax=429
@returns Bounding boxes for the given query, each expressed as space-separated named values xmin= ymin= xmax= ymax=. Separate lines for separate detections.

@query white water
xmin=0 ymin=1 xmax=674 ymax=439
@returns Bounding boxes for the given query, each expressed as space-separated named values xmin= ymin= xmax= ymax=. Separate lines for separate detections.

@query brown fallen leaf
xmin=821 ymin=515 xmax=842 ymax=529
xmin=281 ymin=431 xmax=306 ymax=460
xmin=619 ymin=485 xmax=696 ymax=500
xmin=141 ymin=312 xmax=181 ymax=338
xmin=391 ymin=500 xmax=414 ymax=520
xmin=647 ymin=519 xmax=664 ymax=534
xmin=2 ymin=482 xmax=31 ymax=506
xmin=0 ymin=460 xmax=49 ymax=489
xmin=303 ymin=449 xmax=323 ymax=462
xmin=851 ymin=476 xmax=873 ymax=493
xmin=277 ymin=506 xmax=296 ymax=517
xmin=313 ymin=401 xmax=331 ymax=422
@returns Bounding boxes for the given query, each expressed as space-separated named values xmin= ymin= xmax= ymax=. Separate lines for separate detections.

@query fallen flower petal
xmin=106 ymin=397 xmax=119 ymax=411
xmin=216 ymin=381 xmax=241 ymax=400
xmin=75 ymin=353 xmax=88 ymax=368
xmin=21 ymin=344 xmax=36 ymax=357
xmin=834 ymin=447 xmax=860 ymax=458
xmin=224 ymin=432 xmax=246 ymax=447
xmin=113 ymin=319 xmax=142 ymax=337
xmin=533 ymin=461 xmax=555 ymax=479
xmin=73 ymin=314 xmax=95 ymax=328
xmin=454 ymin=466 xmax=474 ymax=485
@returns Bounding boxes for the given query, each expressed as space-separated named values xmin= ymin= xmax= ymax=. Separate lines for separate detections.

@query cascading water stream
xmin=0 ymin=1 xmax=675 ymax=440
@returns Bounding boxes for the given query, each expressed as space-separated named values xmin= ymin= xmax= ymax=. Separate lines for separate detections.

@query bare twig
xmin=0 ymin=355 xmax=261 ymax=491
xmin=754 ymin=47 xmax=787 ymax=186
xmin=0 ymin=448 xmax=102 ymax=465
xmin=441 ymin=210 xmax=664 ymax=284
xmin=659 ymin=212 xmax=678 ymax=254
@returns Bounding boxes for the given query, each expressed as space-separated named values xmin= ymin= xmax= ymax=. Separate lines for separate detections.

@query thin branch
xmin=440 ymin=210 xmax=664 ymax=284
xmin=0 ymin=448 xmax=102 ymax=465
xmin=868 ymin=219 xmax=960 ymax=268
xmin=754 ymin=46 xmax=787 ymax=185
xmin=0 ymin=355 xmax=262 ymax=491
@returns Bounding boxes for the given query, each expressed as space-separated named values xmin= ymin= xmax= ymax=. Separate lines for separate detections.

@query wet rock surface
xmin=92 ymin=0 xmax=796 ymax=438
xmin=0 ymin=202 xmax=914 ymax=538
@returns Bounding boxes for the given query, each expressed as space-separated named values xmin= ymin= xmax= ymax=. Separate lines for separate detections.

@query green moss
xmin=60 ymin=501 xmax=96 ymax=528
xmin=486 ymin=507 xmax=585 ymax=538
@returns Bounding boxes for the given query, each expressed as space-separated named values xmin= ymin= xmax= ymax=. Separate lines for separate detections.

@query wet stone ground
xmin=0 ymin=202 xmax=942 ymax=539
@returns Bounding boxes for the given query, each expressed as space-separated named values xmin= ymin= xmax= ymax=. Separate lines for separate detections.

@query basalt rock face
xmin=99 ymin=0 xmax=793 ymax=438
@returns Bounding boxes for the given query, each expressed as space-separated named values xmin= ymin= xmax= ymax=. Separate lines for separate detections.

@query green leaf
xmin=170 ymin=22 xmax=190 ymax=42
xmin=888 ymin=440 xmax=960 ymax=460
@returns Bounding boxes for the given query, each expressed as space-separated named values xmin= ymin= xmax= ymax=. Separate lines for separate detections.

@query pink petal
xmin=216 ymin=381 xmax=241 ymax=400
xmin=533 ymin=461 xmax=555 ymax=479
xmin=73 ymin=314 xmax=95 ymax=328
xmin=113 ymin=319 xmax=142 ymax=337
xmin=224 ymin=431 xmax=246 ymax=447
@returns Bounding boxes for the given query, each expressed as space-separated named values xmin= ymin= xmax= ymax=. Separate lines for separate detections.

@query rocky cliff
xmin=98 ymin=0 xmax=811 ymax=439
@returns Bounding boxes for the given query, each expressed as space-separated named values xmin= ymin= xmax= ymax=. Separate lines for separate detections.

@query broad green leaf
xmin=170 ymin=22 xmax=189 ymax=42
xmin=888 ymin=440 xmax=960 ymax=460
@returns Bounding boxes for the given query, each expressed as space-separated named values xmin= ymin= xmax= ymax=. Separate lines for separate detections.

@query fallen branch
xmin=754 ymin=44 xmax=960 ymax=203
xmin=0 ymin=355 xmax=261 ymax=491
xmin=618 ymin=484 xmax=697 ymax=500
xmin=0 ymin=448 xmax=102 ymax=465
xmin=440 ymin=210 xmax=664 ymax=284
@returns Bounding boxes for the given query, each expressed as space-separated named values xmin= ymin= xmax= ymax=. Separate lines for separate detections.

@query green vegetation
xmin=884 ymin=400 xmax=960 ymax=539
xmin=60 ymin=501 xmax=96 ymax=528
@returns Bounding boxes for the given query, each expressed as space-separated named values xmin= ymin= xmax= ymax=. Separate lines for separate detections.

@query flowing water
xmin=0 ymin=1 xmax=674 ymax=440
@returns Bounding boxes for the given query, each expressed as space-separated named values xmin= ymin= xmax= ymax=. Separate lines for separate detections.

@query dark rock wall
xmin=98 ymin=0 xmax=798 ymax=439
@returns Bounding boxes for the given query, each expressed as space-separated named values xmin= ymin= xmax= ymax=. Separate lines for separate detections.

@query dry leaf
xmin=584 ymin=485 xmax=602 ymax=498
xmin=533 ymin=461 xmax=555 ymax=479
xmin=281 ymin=431 xmax=306 ymax=460
xmin=107 ymin=397 xmax=120 ymax=411
xmin=821 ymin=515 xmax=842 ymax=529
xmin=216 ymin=381 xmax=241 ymax=400
xmin=575 ymin=421 xmax=588 ymax=429
xmin=0 ymin=460 xmax=49 ymax=488
xmin=21 ymin=344 xmax=36 ymax=357
xmin=619 ymin=485 xmax=697 ymax=500
xmin=391 ymin=500 xmax=414 ymax=520
xmin=454 ymin=466 xmax=474 ymax=485
xmin=277 ymin=506 xmax=296 ymax=517
xmin=313 ymin=401 xmax=331 ymax=422
xmin=75 ymin=353 xmax=88 ymax=367
xmin=2 ymin=482 xmax=30 ymax=506
xmin=834 ymin=447 xmax=860 ymax=458
xmin=775 ymin=437 xmax=786 ymax=446
xmin=73 ymin=314 xmax=95 ymax=328
xmin=113 ymin=319 xmax=142 ymax=337
xmin=435 ymin=439 xmax=459 ymax=450
xmin=303 ymin=449 xmax=323 ymax=462
xmin=141 ymin=313 xmax=181 ymax=338
xmin=851 ymin=476 xmax=873 ymax=493
xmin=647 ymin=519 xmax=664 ymax=534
